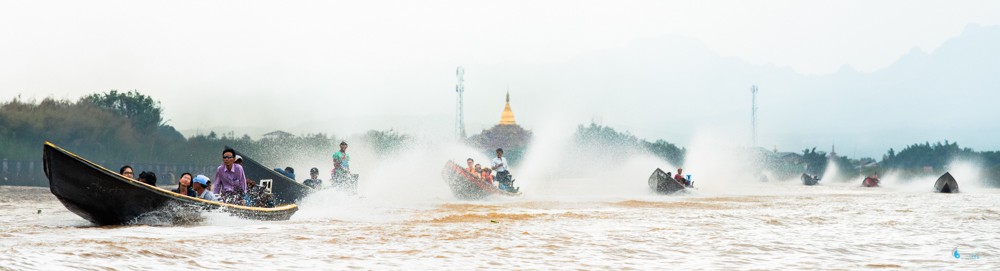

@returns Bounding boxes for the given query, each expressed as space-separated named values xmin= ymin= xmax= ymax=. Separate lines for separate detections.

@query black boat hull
xmin=229 ymin=147 xmax=313 ymax=204
xmin=441 ymin=160 xmax=519 ymax=200
xmin=934 ymin=172 xmax=959 ymax=193
xmin=648 ymin=168 xmax=686 ymax=194
xmin=44 ymin=142 xmax=298 ymax=225
xmin=801 ymin=174 xmax=820 ymax=186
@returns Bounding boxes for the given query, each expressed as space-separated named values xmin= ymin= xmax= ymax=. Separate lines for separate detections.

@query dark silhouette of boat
xmin=801 ymin=173 xmax=820 ymax=186
xmin=43 ymin=142 xmax=298 ymax=225
xmin=228 ymin=146 xmax=313 ymax=204
xmin=441 ymin=160 xmax=520 ymax=200
xmin=934 ymin=172 xmax=959 ymax=193
xmin=648 ymin=168 xmax=687 ymax=194
xmin=862 ymin=176 xmax=880 ymax=187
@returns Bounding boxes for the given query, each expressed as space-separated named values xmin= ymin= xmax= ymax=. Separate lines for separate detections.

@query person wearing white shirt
xmin=491 ymin=148 xmax=517 ymax=192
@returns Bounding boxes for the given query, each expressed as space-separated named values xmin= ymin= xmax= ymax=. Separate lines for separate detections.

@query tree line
xmin=2 ymin=90 xmax=998 ymax=187
xmin=0 ymin=91 xmax=412 ymax=186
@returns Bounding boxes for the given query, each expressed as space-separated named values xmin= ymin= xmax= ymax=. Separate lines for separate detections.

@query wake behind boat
xmin=44 ymin=142 xmax=298 ymax=225
xmin=441 ymin=160 xmax=520 ymax=200
xmin=934 ymin=172 xmax=959 ymax=193
xmin=648 ymin=168 xmax=687 ymax=194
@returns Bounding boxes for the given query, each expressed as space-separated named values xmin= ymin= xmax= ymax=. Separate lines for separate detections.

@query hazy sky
xmin=2 ymin=1 xmax=1000 ymax=157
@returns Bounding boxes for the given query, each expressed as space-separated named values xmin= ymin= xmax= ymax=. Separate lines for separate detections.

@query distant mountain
xmin=471 ymin=24 xmax=1000 ymax=157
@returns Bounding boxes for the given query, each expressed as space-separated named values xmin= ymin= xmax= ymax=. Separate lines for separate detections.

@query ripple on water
xmin=608 ymin=200 xmax=728 ymax=210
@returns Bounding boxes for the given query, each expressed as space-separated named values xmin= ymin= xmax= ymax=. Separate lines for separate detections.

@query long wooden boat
xmin=934 ymin=172 xmax=959 ymax=193
xmin=861 ymin=176 xmax=880 ymax=187
xmin=441 ymin=160 xmax=520 ymax=200
xmin=43 ymin=142 xmax=298 ymax=225
xmin=228 ymin=146 xmax=313 ymax=204
xmin=801 ymin=173 xmax=820 ymax=186
xmin=648 ymin=168 xmax=687 ymax=194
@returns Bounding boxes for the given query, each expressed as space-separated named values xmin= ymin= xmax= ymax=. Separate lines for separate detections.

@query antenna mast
xmin=751 ymin=85 xmax=758 ymax=147
xmin=455 ymin=66 xmax=466 ymax=139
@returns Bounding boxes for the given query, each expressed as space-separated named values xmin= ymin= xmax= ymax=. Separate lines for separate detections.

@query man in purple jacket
xmin=214 ymin=148 xmax=247 ymax=205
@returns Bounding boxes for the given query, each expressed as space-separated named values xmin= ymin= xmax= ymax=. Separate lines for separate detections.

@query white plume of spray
xmin=680 ymin=128 xmax=797 ymax=195
xmin=819 ymin=158 xmax=841 ymax=183
xmin=516 ymin=120 xmax=675 ymax=200
xmin=289 ymin=132 xmax=491 ymax=221
xmin=877 ymin=159 xmax=986 ymax=193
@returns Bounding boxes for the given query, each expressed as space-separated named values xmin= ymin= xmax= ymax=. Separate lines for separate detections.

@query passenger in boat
xmin=273 ymin=167 xmax=295 ymax=180
xmin=303 ymin=167 xmax=323 ymax=189
xmin=119 ymin=165 xmax=134 ymax=179
xmin=466 ymin=158 xmax=475 ymax=174
xmin=332 ymin=141 xmax=351 ymax=182
xmin=492 ymin=148 xmax=517 ymax=192
xmin=674 ymin=168 xmax=690 ymax=186
xmin=233 ymin=155 xmax=258 ymax=190
xmin=138 ymin=171 xmax=157 ymax=186
xmin=245 ymin=177 xmax=275 ymax=208
xmin=481 ymin=167 xmax=494 ymax=185
xmin=171 ymin=172 xmax=197 ymax=197
xmin=192 ymin=175 xmax=218 ymax=201
xmin=214 ymin=148 xmax=247 ymax=205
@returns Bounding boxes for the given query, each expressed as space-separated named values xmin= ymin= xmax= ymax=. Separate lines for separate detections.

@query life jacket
xmin=482 ymin=172 xmax=494 ymax=184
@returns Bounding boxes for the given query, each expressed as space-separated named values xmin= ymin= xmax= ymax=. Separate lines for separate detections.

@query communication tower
xmin=455 ymin=67 xmax=466 ymax=139
xmin=751 ymin=85 xmax=758 ymax=146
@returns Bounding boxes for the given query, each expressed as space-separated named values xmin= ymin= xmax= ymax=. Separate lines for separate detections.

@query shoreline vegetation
xmin=2 ymin=90 xmax=999 ymax=187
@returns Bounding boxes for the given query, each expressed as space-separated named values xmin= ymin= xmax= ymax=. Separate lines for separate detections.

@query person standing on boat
xmin=491 ymin=148 xmax=517 ymax=192
xmin=214 ymin=148 xmax=247 ymax=205
xmin=332 ymin=141 xmax=351 ymax=183
xmin=192 ymin=175 xmax=218 ymax=201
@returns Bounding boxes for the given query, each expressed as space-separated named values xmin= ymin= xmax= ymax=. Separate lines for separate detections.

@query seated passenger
xmin=192 ymin=175 xmax=218 ymax=201
xmin=481 ymin=167 xmax=494 ymax=185
xmin=674 ymin=168 xmax=690 ymax=186
xmin=474 ymin=164 xmax=483 ymax=176
xmin=466 ymin=158 xmax=475 ymax=174
xmin=274 ymin=166 xmax=295 ymax=180
xmin=233 ymin=156 xmax=258 ymax=190
xmin=171 ymin=172 xmax=197 ymax=197
xmin=119 ymin=165 xmax=134 ymax=179
xmin=245 ymin=178 xmax=275 ymax=208
xmin=303 ymin=167 xmax=323 ymax=189
xmin=138 ymin=171 xmax=157 ymax=186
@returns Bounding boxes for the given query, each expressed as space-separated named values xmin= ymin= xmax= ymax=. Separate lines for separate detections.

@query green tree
xmin=80 ymin=90 xmax=163 ymax=132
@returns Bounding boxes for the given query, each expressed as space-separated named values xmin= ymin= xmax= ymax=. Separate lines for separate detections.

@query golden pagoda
xmin=467 ymin=89 xmax=532 ymax=163
xmin=500 ymin=91 xmax=516 ymax=125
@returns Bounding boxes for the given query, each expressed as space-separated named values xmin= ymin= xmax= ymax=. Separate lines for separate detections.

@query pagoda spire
xmin=500 ymin=88 xmax=516 ymax=125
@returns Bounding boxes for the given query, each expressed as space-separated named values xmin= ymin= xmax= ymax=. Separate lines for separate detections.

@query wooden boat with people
xmin=934 ymin=172 xmax=959 ymax=193
xmin=441 ymin=160 xmax=520 ymax=200
xmin=43 ymin=142 xmax=298 ymax=225
xmin=861 ymin=176 xmax=880 ymax=187
xmin=228 ymin=146 xmax=313 ymax=204
xmin=648 ymin=168 xmax=687 ymax=194
xmin=801 ymin=173 xmax=820 ymax=186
